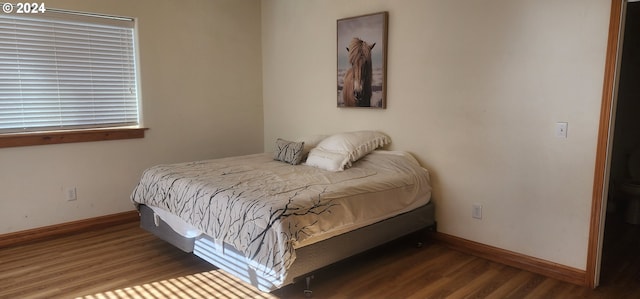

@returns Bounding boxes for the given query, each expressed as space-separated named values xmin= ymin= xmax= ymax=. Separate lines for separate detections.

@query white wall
xmin=262 ymin=0 xmax=611 ymax=270
xmin=0 ymin=0 xmax=263 ymax=234
xmin=0 ymin=0 xmax=612 ymax=273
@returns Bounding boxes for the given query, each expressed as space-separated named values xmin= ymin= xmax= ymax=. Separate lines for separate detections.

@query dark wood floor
xmin=0 ymin=215 xmax=638 ymax=299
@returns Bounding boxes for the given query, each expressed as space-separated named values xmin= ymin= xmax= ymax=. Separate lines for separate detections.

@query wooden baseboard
xmin=434 ymin=232 xmax=587 ymax=287
xmin=0 ymin=210 xmax=139 ymax=248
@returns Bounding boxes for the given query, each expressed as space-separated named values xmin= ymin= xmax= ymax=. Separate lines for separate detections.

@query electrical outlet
xmin=67 ymin=187 xmax=77 ymax=201
xmin=472 ymin=203 xmax=482 ymax=219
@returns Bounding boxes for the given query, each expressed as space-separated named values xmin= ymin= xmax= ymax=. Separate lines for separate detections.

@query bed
xmin=131 ymin=131 xmax=435 ymax=293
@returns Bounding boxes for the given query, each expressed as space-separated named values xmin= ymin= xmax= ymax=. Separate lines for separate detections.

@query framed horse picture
xmin=337 ymin=12 xmax=388 ymax=108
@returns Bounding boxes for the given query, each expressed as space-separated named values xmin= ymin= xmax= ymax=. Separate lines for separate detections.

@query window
xmin=0 ymin=8 xmax=145 ymax=147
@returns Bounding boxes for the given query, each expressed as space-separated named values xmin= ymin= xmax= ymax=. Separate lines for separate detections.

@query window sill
xmin=0 ymin=127 xmax=148 ymax=148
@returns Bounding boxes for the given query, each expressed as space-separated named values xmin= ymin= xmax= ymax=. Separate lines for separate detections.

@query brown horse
xmin=343 ymin=37 xmax=375 ymax=107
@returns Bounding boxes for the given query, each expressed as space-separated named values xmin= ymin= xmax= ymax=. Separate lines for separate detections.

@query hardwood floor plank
xmin=522 ymin=278 xmax=559 ymax=299
xmin=505 ymin=273 xmax=546 ymax=299
xmin=417 ymin=258 xmax=495 ymax=298
xmin=445 ymin=263 xmax=502 ymax=298
xmin=481 ymin=270 xmax=535 ymax=299
xmin=0 ymin=221 xmax=637 ymax=298
xmin=466 ymin=264 xmax=520 ymax=298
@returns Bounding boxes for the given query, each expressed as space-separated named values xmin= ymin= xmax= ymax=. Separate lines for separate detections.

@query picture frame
xmin=337 ymin=11 xmax=388 ymax=108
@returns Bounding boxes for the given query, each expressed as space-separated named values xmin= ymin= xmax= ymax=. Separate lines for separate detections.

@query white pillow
xmin=305 ymin=130 xmax=391 ymax=171
xmin=305 ymin=147 xmax=350 ymax=172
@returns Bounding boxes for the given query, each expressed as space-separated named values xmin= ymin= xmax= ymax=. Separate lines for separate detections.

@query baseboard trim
xmin=0 ymin=210 xmax=139 ymax=248
xmin=434 ymin=232 xmax=587 ymax=287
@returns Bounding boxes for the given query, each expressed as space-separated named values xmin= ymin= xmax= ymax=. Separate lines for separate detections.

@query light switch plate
xmin=555 ymin=122 xmax=568 ymax=139
xmin=472 ymin=203 xmax=482 ymax=219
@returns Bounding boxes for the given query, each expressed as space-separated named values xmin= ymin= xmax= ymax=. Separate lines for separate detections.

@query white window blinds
xmin=0 ymin=10 xmax=139 ymax=134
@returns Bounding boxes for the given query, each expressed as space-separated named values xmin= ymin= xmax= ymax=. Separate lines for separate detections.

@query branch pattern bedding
xmin=131 ymin=149 xmax=431 ymax=290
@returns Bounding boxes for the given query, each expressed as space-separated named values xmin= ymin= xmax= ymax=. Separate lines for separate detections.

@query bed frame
xmin=139 ymin=201 xmax=436 ymax=293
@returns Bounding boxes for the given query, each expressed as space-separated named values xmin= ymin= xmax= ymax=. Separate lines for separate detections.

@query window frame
xmin=0 ymin=7 xmax=146 ymax=147
xmin=0 ymin=127 xmax=147 ymax=148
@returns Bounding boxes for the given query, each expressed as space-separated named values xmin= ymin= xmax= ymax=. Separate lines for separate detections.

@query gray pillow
xmin=273 ymin=138 xmax=305 ymax=165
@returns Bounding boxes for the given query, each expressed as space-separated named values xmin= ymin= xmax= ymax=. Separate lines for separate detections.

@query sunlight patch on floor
xmin=77 ymin=270 xmax=277 ymax=299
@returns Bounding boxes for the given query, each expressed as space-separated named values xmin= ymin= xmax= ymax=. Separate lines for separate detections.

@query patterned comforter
xmin=131 ymin=151 xmax=431 ymax=287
